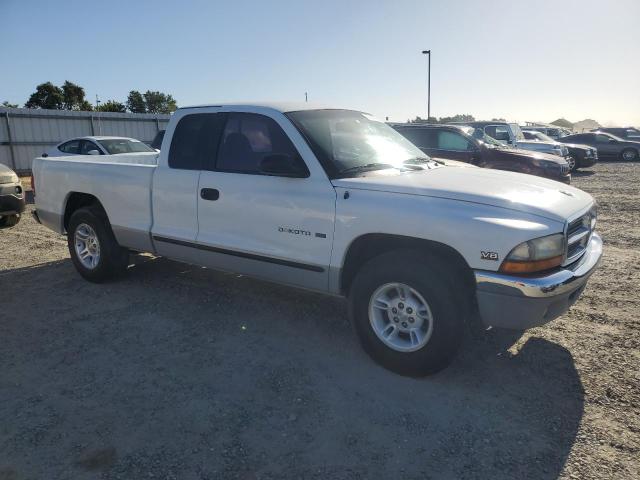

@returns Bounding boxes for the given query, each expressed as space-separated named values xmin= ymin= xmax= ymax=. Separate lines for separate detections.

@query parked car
xmin=453 ymin=120 xmax=572 ymax=162
xmin=0 ymin=163 xmax=25 ymax=228
xmin=523 ymin=130 xmax=597 ymax=170
xmin=590 ymin=127 xmax=640 ymax=141
xmin=393 ymin=124 xmax=571 ymax=183
xmin=452 ymin=121 xmax=526 ymax=147
xmin=32 ymin=103 xmax=602 ymax=376
xmin=151 ymin=130 xmax=165 ymax=150
xmin=44 ymin=136 xmax=157 ymax=157
xmin=558 ymin=132 xmax=640 ymax=161
xmin=522 ymin=126 xmax=571 ymax=140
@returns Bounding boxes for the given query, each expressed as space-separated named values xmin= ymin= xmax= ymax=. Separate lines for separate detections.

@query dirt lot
xmin=1 ymin=162 xmax=638 ymax=480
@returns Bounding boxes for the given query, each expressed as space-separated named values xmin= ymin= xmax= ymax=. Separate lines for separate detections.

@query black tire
xmin=620 ymin=148 xmax=638 ymax=162
xmin=349 ymin=250 xmax=465 ymax=376
xmin=67 ymin=206 xmax=129 ymax=283
xmin=0 ymin=214 xmax=20 ymax=228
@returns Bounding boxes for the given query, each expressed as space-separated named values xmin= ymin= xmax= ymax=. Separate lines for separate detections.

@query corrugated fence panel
xmin=0 ymin=107 xmax=171 ymax=172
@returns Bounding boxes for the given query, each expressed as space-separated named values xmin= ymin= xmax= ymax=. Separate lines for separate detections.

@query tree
xmin=491 ymin=117 xmax=506 ymax=122
xmin=126 ymin=90 xmax=147 ymax=113
xmin=409 ymin=113 xmax=475 ymax=124
xmin=408 ymin=116 xmax=438 ymax=124
xmin=550 ymin=118 xmax=573 ymax=129
xmin=438 ymin=114 xmax=475 ymax=124
xmin=96 ymin=100 xmax=126 ymax=112
xmin=24 ymin=82 xmax=64 ymax=109
xmin=1 ymin=101 xmax=18 ymax=108
xmin=143 ymin=90 xmax=177 ymax=114
xmin=62 ymin=81 xmax=90 ymax=110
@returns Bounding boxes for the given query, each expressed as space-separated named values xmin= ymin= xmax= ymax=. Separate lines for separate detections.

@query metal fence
xmin=0 ymin=107 xmax=171 ymax=173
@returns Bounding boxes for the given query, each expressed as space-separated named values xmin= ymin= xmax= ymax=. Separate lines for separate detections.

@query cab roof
xmin=177 ymin=102 xmax=366 ymax=114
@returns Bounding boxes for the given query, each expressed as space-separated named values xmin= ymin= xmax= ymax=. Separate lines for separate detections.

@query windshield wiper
xmin=403 ymin=156 xmax=442 ymax=167
xmin=338 ymin=163 xmax=395 ymax=176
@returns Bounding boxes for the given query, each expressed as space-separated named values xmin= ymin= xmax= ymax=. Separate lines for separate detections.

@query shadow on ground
xmin=0 ymin=256 xmax=584 ymax=480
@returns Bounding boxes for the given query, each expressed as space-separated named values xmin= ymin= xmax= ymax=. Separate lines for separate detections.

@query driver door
xmin=196 ymin=111 xmax=336 ymax=291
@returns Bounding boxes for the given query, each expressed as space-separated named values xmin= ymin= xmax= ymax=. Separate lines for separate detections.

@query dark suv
xmin=392 ymin=124 xmax=571 ymax=183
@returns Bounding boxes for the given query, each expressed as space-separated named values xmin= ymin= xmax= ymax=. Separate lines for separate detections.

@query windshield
xmin=510 ymin=123 xmax=525 ymax=141
xmin=460 ymin=126 xmax=504 ymax=147
xmin=98 ymin=138 xmax=155 ymax=154
xmin=286 ymin=110 xmax=430 ymax=177
xmin=528 ymin=131 xmax=554 ymax=142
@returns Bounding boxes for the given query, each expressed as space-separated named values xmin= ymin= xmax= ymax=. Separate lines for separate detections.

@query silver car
xmin=44 ymin=136 xmax=156 ymax=157
xmin=521 ymin=130 xmax=574 ymax=169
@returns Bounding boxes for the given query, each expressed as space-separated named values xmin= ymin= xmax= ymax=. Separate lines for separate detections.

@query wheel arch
xmin=339 ymin=233 xmax=476 ymax=303
xmin=63 ymin=192 xmax=108 ymax=232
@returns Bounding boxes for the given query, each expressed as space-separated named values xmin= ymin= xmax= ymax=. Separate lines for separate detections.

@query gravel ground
xmin=0 ymin=162 xmax=638 ymax=480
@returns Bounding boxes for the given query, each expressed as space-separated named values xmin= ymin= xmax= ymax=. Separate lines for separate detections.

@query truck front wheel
xmin=67 ymin=207 xmax=129 ymax=283
xmin=349 ymin=250 xmax=464 ymax=376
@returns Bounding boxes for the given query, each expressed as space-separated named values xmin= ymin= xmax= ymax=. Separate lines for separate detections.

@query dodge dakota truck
xmin=32 ymin=103 xmax=603 ymax=376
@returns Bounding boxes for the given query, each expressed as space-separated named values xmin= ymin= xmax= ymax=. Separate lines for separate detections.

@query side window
xmin=169 ymin=113 xmax=226 ymax=170
xmin=80 ymin=140 xmax=100 ymax=154
xmin=595 ymin=134 xmax=611 ymax=143
xmin=216 ymin=113 xmax=300 ymax=174
xmin=59 ymin=140 xmax=80 ymax=154
xmin=398 ymin=129 xmax=435 ymax=149
xmin=437 ymin=131 xmax=472 ymax=151
xmin=485 ymin=126 xmax=510 ymax=143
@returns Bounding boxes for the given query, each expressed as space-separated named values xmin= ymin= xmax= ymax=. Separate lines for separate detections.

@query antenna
xmin=305 ymin=92 xmax=308 ymax=103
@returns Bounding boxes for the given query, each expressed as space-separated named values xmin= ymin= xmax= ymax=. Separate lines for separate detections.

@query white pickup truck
xmin=32 ymin=103 xmax=602 ymax=376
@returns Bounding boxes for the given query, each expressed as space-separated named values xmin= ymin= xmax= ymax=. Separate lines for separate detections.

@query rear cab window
xmin=168 ymin=113 xmax=227 ymax=170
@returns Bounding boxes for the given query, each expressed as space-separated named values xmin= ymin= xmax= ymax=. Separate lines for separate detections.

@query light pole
xmin=421 ymin=50 xmax=431 ymax=121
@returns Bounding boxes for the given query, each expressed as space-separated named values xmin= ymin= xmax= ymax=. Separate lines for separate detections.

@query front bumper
xmin=577 ymin=155 xmax=597 ymax=168
xmin=474 ymin=232 xmax=602 ymax=330
xmin=0 ymin=183 xmax=25 ymax=216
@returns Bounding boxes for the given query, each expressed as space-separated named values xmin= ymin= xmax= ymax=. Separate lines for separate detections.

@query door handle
xmin=200 ymin=188 xmax=220 ymax=201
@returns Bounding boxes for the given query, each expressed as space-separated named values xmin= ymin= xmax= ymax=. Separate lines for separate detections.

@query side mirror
xmin=260 ymin=154 xmax=308 ymax=178
xmin=608 ymin=139 xmax=618 ymax=144
xmin=88 ymin=150 xmax=100 ymax=155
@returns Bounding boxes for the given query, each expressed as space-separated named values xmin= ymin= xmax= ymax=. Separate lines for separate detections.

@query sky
xmin=1 ymin=0 xmax=639 ymax=126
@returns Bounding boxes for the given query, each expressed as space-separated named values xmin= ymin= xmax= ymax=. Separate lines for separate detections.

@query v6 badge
xmin=481 ymin=251 xmax=499 ymax=261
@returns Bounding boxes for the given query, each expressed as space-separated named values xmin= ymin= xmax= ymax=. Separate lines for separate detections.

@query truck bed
xmin=33 ymin=153 xmax=158 ymax=252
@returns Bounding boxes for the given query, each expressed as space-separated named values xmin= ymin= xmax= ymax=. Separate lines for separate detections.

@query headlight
xmin=500 ymin=233 xmax=564 ymax=274
xmin=0 ymin=172 xmax=19 ymax=184
xmin=531 ymin=158 xmax=559 ymax=169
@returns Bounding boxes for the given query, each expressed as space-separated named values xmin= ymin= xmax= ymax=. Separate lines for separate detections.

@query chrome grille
xmin=560 ymin=164 xmax=570 ymax=174
xmin=564 ymin=211 xmax=594 ymax=265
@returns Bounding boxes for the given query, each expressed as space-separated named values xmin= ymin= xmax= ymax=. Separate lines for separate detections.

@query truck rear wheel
xmin=349 ymin=250 xmax=464 ymax=376
xmin=67 ymin=206 xmax=129 ymax=283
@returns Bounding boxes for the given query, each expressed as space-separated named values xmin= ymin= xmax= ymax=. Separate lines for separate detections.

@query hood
xmin=331 ymin=166 xmax=593 ymax=223
xmin=491 ymin=146 xmax=566 ymax=164
xmin=561 ymin=143 xmax=591 ymax=151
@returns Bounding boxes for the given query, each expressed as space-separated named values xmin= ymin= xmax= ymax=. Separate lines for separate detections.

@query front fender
xmin=329 ymin=188 xmax=563 ymax=292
